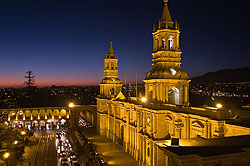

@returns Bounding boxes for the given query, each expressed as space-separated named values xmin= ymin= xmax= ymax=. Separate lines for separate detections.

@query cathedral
xmin=96 ymin=0 xmax=250 ymax=165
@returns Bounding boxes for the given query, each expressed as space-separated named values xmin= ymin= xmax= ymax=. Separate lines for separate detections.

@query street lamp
xmin=3 ymin=152 xmax=10 ymax=166
xmin=3 ymin=152 xmax=9 ymax=159
xmin=14 ymin=141 xmax=18 ymax=145
xmin=141 ymin=97 xmax=147 ymax=103
xmin=68 ymin=103 xmax=74 ymax=108
xmin=216 ymin=103 xmax=223 ymax=109
xmin=21 ymin=131 xmax=26 ymax=135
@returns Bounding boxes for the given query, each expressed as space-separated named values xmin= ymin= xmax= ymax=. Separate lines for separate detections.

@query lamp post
xmin=68 ymin=103 xmax=75 ymax=130
xmin=216 ymin=103 xmax=223 ymax=109
xmin=3 ymin=152 xmax=10 ymax=166
xmin=141 ymin=97 xmax=147 ymax=103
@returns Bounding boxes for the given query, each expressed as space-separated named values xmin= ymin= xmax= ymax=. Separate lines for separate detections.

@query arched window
xmin=111 ymin=62 xmax=114 ymax=69
xmin=168 ymin=36 xmax=174 ymax=50
xmin=168 ymin=87 xmax=180 ymax=105
xmin=162 ymin=38 xmax=166 ymax=48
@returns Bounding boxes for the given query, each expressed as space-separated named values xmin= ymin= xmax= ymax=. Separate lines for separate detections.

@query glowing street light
xmin=20 ymin=131 xmax=26 ymax=135
xmin=216 ymin=103 xmax=223 ymax=109
xmin=3 ymin=152 xmax=9 ymax=159
xmin=68 ymin=103 xmax=74 ymax=108
xmin=141 ymin=97 xmax=147 ymax=103
xmin=14 ymin=140 xmax=18 ymax=145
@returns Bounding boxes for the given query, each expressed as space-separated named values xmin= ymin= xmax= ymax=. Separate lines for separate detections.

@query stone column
xmin=185 ymin=116 xmax=190 ymax=138
xmin=145 ymin=84 xmax=149 ymax=99
xmin=163 ymin=83 xmax=166 ymax=102
xmin=142 ymin=137 xmax=146 ymax=164
xmin=153 ymin=83 xmax=156 ymax=100
xmin=107 ymin=106 xmax=110 ymax=138
xmin=175 ymin=127 xmax=181 ymax=139
xmin=143 ymin=111 xmax=146 ymax=132
xmin=156 ymin=83 xmax=160 ymax=101
xmin=166 ymin=84 xmax=169 ymax=103
xmin=204 ymin=121 xmax=208 ymax=139
xmin=152 ymin=143 xmax=157 ymax=166
xmin=153 ymin=114 xmax=156 ymax=138
xmin=208 ymin=122 xmax=211 ymax=138
xmin=113 ymin=106 xmax=116 ymax=142
xmin=126 ymin=109 xmax=130 ymax=152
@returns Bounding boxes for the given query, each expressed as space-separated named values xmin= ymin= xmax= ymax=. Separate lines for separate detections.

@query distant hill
xmin=191 ymin=67 xmax=250 ymax=84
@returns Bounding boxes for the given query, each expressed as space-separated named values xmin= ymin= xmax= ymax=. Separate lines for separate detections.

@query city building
xmin=0 ymin=107 xmax=70 ymax=130
xmin=96 ymin=0 xmax=250 ymax=165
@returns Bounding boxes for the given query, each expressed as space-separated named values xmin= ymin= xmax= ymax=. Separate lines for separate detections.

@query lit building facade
xmin=0 ymin=107 xmax=70 ymax=130
xmin=99 ymin=41 xmax=122 ymax=98
xmin=96 ymin=0 xmax=250 ymax=166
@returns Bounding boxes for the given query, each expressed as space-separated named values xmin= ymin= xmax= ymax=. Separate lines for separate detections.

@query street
xmin=34 ymin=130 xmax=57 ymax=166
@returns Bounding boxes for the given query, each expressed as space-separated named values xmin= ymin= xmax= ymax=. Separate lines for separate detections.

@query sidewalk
xmin=68 ymin=131 xmax=89 ymax=165
xmin=80 ymin=128 xmax=139 ymax=166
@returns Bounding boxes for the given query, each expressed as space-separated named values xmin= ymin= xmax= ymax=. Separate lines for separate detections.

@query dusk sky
xmin=0 ymin=0 xmax=249 ymax=87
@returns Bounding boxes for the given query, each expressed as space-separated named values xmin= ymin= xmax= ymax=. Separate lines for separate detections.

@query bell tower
xmin=144 ymin=0 xmax=190 ymax=105
xmin=100 ymin=41 xmax=122 ymax=98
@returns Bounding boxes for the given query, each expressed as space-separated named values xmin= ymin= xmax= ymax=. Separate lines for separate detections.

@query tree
xmin=24 ymin=70 xmax=36 ymax=87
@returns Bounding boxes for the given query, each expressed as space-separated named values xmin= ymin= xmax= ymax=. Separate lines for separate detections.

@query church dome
xmin=100 ymin=78 xmax=122 ymax=84
xmin=146 ymin=67 xmax=188 ymax=80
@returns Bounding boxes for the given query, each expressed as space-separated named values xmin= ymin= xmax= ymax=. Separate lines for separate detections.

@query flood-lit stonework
xmin=96 ymin=0 xmax=250 ymax=165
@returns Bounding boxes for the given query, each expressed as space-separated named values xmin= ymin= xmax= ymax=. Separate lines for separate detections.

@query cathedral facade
xmin=96 ymin=1 xmax=250 ymax=165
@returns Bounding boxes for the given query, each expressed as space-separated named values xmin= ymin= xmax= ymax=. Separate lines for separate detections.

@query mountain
xmin=191 ymin=67 xmax=250 ymax=84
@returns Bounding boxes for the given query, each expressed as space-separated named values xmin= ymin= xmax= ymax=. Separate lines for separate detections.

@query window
xmin=147 ymin=116 xmax=150 ymax=125
xmin=168 ymin=36 xmax=174 ymax=50
xmin=162 ymin=39 xmax=166 ymax=48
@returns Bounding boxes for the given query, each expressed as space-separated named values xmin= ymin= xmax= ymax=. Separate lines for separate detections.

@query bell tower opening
xmin=168 ymin=36 xmax=174 ymax=50
xmin=168 ymin=87 xmax=180 ymax=105
xmin=162 ymin=38 xmax=166 ymax=48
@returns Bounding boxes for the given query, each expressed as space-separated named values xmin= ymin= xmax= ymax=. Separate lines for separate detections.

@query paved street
xmin=34 ymin=130 xmax=57 ymax=166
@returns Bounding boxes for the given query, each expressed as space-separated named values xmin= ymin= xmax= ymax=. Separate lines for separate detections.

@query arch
xmin=165 ymin=114 xmax=173 ymax=121
xmin=162 ymin=38 xmax=166 ymax=48
xmin=54 ymin=109 xmax=60 ymax=117
xmin=165 ymin=114 xmax=174 ymax=135
xmin=60 ymin=109 xmax=67 ymax=118
xmin=39 ymin=110 xmax=46 ymax=120
xmin=25 ymin=110 xmax=31 ymax=117
xmin=17 ymin=110 xmax=23 ymax=120
xmin=32 ymin=110 xmax=39 ymax=120
xmin=168 ymin=35 xmax=174 ymax=50
xmin=47 ymin=110 xmax=53 ymax=119
xmin=168 ymin=87 xmax=180 ymax=105
xmin=191 ymin=120 xmax=204 ymax=138
xmin=9 ymin=111 xmax=16 ymax=120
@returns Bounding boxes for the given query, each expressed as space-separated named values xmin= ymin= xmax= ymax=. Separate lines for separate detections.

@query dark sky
xmin=0 ymin=0 xmax=249 ymax=87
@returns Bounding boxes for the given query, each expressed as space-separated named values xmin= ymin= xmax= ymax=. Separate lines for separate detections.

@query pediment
xmin=191 ymin=121 xmax=204 ymax=128
xmin=165 ymin=114 xmax=173 ymax=121
xmin=115 ymin=91 xmax=126 ymax=100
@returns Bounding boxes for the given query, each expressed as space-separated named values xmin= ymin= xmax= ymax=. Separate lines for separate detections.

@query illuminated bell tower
xmin=100 ymin=41 xmax=122 ymax=98
xmin=144 ymin=0 xmax=190 ymax=105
